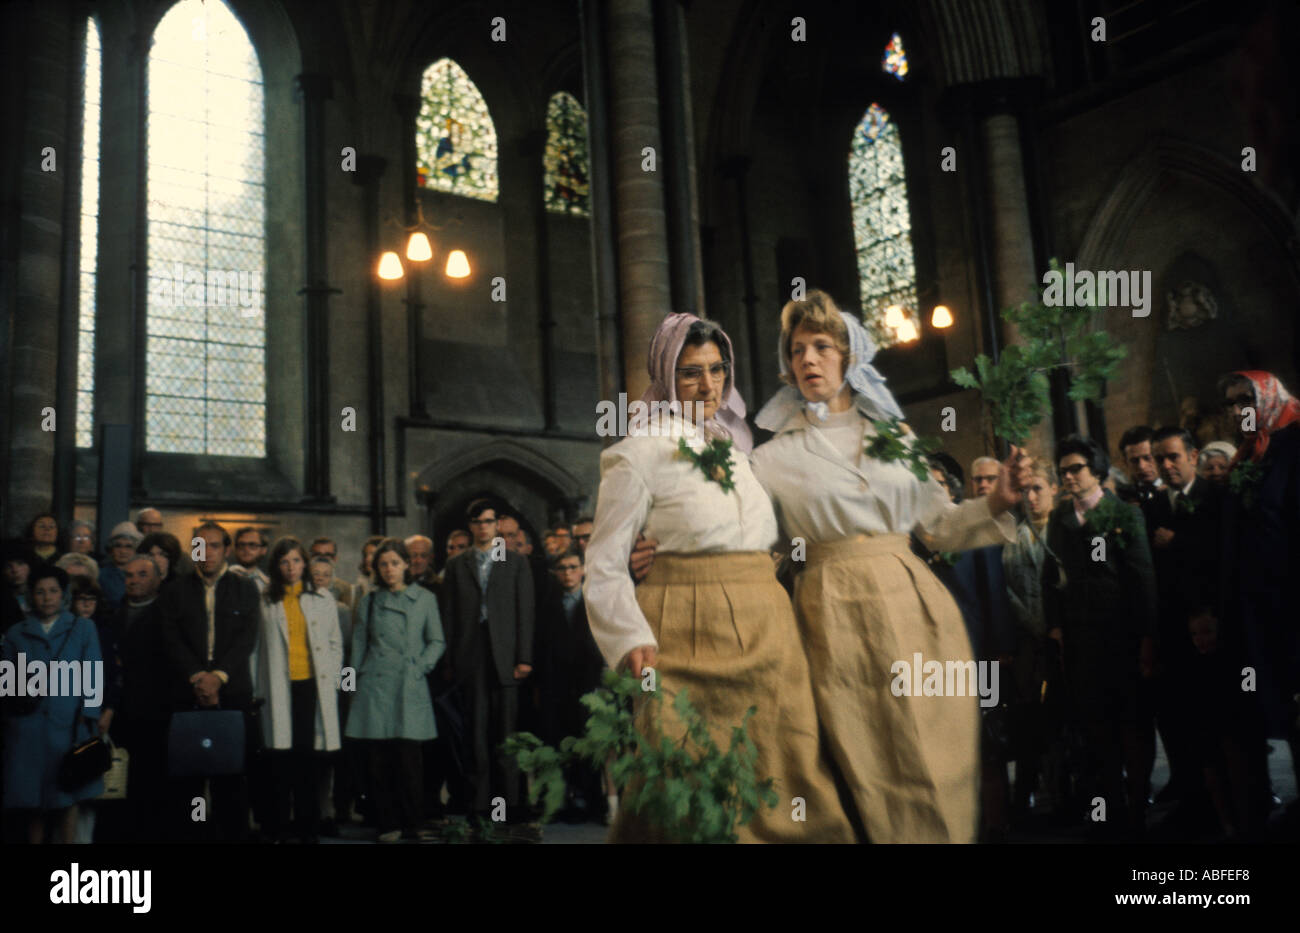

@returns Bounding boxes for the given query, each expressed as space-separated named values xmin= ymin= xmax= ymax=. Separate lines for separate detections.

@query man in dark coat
xmin=442 ymin=500 xmax=535 ymax=819
xmin=157 ymin=521 xmax=260 ymax=842
xmin=1044 ymin=435 xmax=1158 ymax=838
xmin=1147 ymin=425 xmax=1225 ymax=811
xmin=109 ymin=555 xmax=172 ymax=842
xmin=534 ymin=548 xmax=605 ymax=821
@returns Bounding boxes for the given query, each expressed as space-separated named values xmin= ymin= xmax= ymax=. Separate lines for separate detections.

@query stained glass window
xmin=146 ymin=0 xmax=266 ymax=456
xmin=882 ymin=32 xmax=908 ymax=80
xmin=544 ymin=92 xmax=590 ymax=216
xmin=76 ymin=18 xmax=101 ymax=449
xmin=849 ymin=103 xmax=919 ymax=349
xmin=416 ymin=59 xmax=498 ymax=201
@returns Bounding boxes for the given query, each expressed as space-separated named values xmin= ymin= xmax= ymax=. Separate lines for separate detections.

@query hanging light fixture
xmin=931 ymin=305 xmax=953 ymax=329
xmin=884 ymin=305 xmax=905 ymax=329
xmin=377 ymin=251 xmax=404 ymax=280
xmin=445 ymin=249 xmax=471 ymax=279
xmin=406 ymin=232 xmax=433 ymax=262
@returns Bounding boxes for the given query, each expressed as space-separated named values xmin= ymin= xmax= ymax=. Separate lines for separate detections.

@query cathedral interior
xmin=2 ymin=0 xmax=1295 ymax=557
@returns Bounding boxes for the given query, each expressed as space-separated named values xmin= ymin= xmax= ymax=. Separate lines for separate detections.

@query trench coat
xmin=344 ymin=585 xmax=445 ymax=741
xmin=258 ymin=589 xmax=344 ymax=752
xmin=2 ymin=612 xmax=104 ymax=809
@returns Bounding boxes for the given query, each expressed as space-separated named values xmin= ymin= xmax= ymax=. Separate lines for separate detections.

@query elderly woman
xmin=258 ymin=537 xmax=343 ymax=844
xmin=1 ymin=565 xmax=104 ymax=843
xmin=66 ymin=521 xmax=97 ymax=559
xmin=749 ymin=290 xmax=1030 ymax=844
xmin=25 ymin=514 xmax=62 ymax=569
xmin=345 ymin=537 xmax=445 ymax=843
xmin=584 ymin=312 xmax=855 ymax=843
xmin=1197 ymin=440 xmax=1236 ymax=487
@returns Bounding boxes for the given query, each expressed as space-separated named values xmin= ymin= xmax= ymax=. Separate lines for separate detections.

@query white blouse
xmin=583 ymin=423 xmax=779 ymax=669
xmin=750 ymin=406 xmax=1016 ymax=551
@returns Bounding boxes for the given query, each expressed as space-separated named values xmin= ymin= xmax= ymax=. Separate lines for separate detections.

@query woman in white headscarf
xmin=584 ymin=312 xmax=855 ymax=843
xmin=750 ymin=290 xmax=1031 ymax=843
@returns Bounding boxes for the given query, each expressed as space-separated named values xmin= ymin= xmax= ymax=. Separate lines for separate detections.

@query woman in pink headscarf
xmin=583 ymin=313 xmax=855 ymax=843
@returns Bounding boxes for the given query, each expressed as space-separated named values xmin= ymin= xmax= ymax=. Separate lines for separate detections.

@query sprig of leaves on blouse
xmin=1228 ymin=459 xmax=1264 ymax=511
xmin=676 ymin=437 xmax=736 ymax=493
xmin=864 ymin=418 xmax=942 ymax=482
xmin=1082 ymin=495 xmax=1138 ymax=550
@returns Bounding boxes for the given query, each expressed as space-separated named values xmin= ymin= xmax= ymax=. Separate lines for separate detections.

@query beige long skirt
xmin=796 ymin=535 xmax=980 ymax=844
xmin=611 ymin=552 xmax=856 ymax=844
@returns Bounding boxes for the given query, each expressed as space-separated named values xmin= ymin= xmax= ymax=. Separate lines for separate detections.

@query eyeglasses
xmin=675 ymin=362 xmax=729 ymax=385
xmin=1060 ymin=463 xmax=1089 ymax=477
xmin=1223 ymin=393 xmax=1255 ymax=410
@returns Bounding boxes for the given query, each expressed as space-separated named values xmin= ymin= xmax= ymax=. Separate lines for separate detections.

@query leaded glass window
xmin=882 ymin=32 xmax=908 ymax=80
xmin=849 ymin=102 xmax=919 ymax=349
xmin=544 ymin=91 xmax=590 ymax=216
xmin=416 ymin=58 xmax=498 ymax=201
xmin=76 ymin=18 xmax=101 ymax=449
xmin=146 ymin=0 xmax=266 ymax=456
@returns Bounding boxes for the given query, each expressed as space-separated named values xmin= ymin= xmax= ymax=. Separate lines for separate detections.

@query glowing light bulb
xmin=896 ymin=318 xmax=919 ymax=343
xmin=884 ymin=305 xmax=905 ymax=328
xmin=406 ymin=232 xmax=433 ymax=262
xmin=931 ymin=305 xmax=953 ymax=328
xmin=445 ymin=249 xmax=471 ymax=279
xmin=377 ymin=251 xmax=404 ymax=280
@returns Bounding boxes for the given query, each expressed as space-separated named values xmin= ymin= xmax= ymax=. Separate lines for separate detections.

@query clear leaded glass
xmin=416 ymin=59 xmax=498 ymax=201
xmin=76 ymin=18 xmax=101 ymax=449
xmin=849 ymin=102 xmax=919 ymax=349
xmin=544 ymin=91 xmax=590 ymax=215
xmin=146 ymin=0 xmax=265 ymax=456
xmin=882 ymin=32 xmax=908 ymax=80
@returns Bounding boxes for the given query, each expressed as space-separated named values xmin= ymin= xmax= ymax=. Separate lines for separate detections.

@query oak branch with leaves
xmin=950 ymin=258 xmax=1128 ymax=446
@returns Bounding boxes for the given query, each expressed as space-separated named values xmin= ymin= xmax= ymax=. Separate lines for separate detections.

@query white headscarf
xmin=755 ymin=310 xmax=904 ymax=430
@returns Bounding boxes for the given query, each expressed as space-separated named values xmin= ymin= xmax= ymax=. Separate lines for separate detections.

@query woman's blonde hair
xmin=779 ymin=289 xmax=852 ymax=386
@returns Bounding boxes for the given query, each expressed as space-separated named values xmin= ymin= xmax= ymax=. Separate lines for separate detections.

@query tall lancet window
xmin=543 ymin=91 xmax=590 ymax=216
xmin=416 ymin=58 xmax=498 ymax=201
xmin=849 ymin=102 xmax=919 ymax=349
xmin=882 ymin=32 xmax=908 ymax=80
xmin=76 ymin=17 xmax=102 ymax=449
xmin=146 ymin=0 xmax=266 ymax=456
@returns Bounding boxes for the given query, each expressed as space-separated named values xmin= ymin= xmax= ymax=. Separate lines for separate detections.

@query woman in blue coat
xmin=345 ymin=537 xmax=445 ymax=842
xmin=2 ymin=565 xmax=104 ymax=843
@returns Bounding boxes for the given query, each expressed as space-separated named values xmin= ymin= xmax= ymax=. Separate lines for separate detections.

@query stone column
xmin=5 ymin=3 xmax=70 ymax=533
xmin=354 ymin=155 xmax=387 ymax=534
xmin=606 ymin=0 xmax=671 ymax=400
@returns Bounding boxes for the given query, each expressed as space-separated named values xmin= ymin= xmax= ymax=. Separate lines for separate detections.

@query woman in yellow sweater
xmin=259 ymin=536 xmax=344 ymax=843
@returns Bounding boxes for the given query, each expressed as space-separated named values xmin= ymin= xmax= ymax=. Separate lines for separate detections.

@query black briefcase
xmin=167 ymin=709 xmax=246 ymax=778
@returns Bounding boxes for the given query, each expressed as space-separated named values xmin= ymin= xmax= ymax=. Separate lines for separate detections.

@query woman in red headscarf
xmin=1218 ymin=370 xmax=1300 ymax=826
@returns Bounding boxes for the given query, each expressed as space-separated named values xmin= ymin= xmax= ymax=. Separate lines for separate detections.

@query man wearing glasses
xmin=309 ymin=537 xmax=354 ymax=608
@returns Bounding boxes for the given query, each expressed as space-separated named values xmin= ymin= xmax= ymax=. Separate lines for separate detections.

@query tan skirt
xmin=612 ymin=551 xmax=856 ymax=844
xmin=795 ymin=535 xmax=980 ymax=844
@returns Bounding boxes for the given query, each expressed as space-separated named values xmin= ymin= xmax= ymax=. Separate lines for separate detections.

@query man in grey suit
xmin=442 ymin=499 xmax=534 ymax=819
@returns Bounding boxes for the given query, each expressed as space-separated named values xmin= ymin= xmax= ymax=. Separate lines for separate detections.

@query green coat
xmin=344 ymin=585 xmax=445 ymax=741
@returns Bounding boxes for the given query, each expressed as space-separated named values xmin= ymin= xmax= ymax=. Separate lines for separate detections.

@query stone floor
xmin=321 ymin=738 xmax=1296 ymax=845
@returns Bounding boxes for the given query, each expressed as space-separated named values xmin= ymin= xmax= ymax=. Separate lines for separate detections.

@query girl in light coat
xmin=258 ymin=536 xmax=343 ymax=843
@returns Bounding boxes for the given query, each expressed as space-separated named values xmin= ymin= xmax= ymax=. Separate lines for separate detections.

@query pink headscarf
xmin=641 ymin=312 xmax=753 ymax=453
xmin=1230 ymin=370 xmax=1300 ymax=464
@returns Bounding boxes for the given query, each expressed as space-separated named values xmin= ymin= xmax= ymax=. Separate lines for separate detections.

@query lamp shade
xmin=406 ymin=232 xmax=433 ymax=262
xmin=884 ymin=304 xmax=905 ymax=328
xmin=931 ymin=305 xmax=954 ymax=328
xmin=445 ymin=249 xmax=471 ymax=279
xmin=896 ymin=318 xmax=919 ymax=343
xmin=377 ymin=251 xmax=404 ymax=280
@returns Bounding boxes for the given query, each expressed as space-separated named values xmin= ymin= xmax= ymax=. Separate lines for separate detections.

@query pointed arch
xmin=146 ymin=0 xmax=267 ymax=456
xmin=416 ymin=58 xmax=499 ymax=201
xmin=543 ymin=91 xmax=590 ymax=216
xmin=849 ymin=101 xmax=919 ymax=348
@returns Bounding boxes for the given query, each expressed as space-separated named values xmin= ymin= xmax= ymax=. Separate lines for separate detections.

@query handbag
xmin=58 ymin=721 xmax=113 ymax=793
xmin=167 ymin=706 xmax=246 ymax=778
xmin=97 ymin=736 xmax=129 ymax=800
